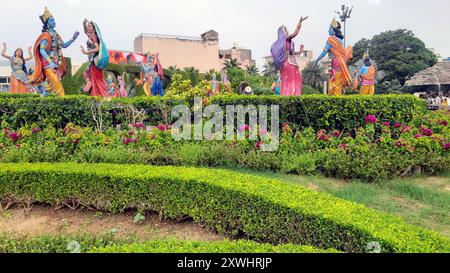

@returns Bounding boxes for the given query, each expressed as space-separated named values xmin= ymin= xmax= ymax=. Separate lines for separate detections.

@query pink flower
xmin=238 ymin=124 xmax=250 ymax=132
xmin=443 ymin=143 xmax=450 ymax=150
xmin=32 ymin=128 xmax=41 ymax=134
xmin=340 ymin=144 xmax=348 ymax=150
xmin=8 ymin=132 xmax=20 ymax=143
xmin=3 ymin=128 xmax=10 ymax=135
xmin=128 ymin=132 xmax=135 ymax=137
xmin=259 ymin=128 xmax=268 ymax=136
xmin=365 ymin=115 xmax=378 ymax=124
xmin=415 ymin=134 xmax=423 ymax=139
xmin=156 ymin=124 xmax=167 ymax=131
xmin=401 ymin=126 xmax=412 ymax=133
xmin=421 ymin=127 xmax=433 ymax=137
xmin=332 ymin=130 xmax=341 ymax=138
xmin=382 ymin=122 xmax=390 ymax=127
xmin=132 ymin=123 xmax=145 ymax=129
xmin=394 ymin=123 xmax=402 ymax=129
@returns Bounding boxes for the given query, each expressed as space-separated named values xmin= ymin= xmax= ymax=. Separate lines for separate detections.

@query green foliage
xmin=302 ymin=61 xmax=327 ymax=89
xmin=352 ymin=29 xmax=438 ymax=85
xmin=0 ymin=233 xmax=119 ymax=253
xmin=377 ymin=80 xmax=404 ymax=94
xmin=302 ymin=85 xmax=322 ymax=95
xmin=91 ymin=239 xmax=338 ymax=253
xmin=0 ymin=95 xmax=427 ymax=132
xmin=0 ymin=163 xmax=448 ymax=253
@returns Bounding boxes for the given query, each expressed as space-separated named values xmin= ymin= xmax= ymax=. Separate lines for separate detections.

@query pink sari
xmin=280 ymin=40 xmax=302 ymax=96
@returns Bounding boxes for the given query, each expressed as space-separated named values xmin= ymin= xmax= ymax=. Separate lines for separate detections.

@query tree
xmin=263 ymin=61 xmax=277 ymax=78
xmin=204 ymin=69 xmax=221 ymax=81
xmin=246 ymin=64 xmax=259 ymax=75
xmin=181 ymin=67 xmax=201 ymax=86
xmin=224 ymin=58 xmax=241 ymax=69
xmin=302 ymin=61 xmax=327 ymax=89
xmin=352 ymin=29 xmax=437 ymax=85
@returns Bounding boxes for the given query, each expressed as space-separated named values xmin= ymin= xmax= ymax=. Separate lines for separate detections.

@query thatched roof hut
xmin=405 ymin=61 xmax=450 ymax=94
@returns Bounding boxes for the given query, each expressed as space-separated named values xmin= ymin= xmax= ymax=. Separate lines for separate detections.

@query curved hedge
xmin=90 ymin=240 xmax=338 ymax=253
xmin=0 ymin=95 xmax=426 ymax=131
xmin=0 ymin=163 xmax=448 ymax=253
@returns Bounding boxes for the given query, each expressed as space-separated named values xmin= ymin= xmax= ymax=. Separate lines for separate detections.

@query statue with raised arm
xmin=271 ymin=17 xmax=308 ymax=96
xmin=315 ymin=18 xmax=352 ymax=96
xmin=81 ymin=19 xmax=110 ymax=98
xmin=1 ymin=43 xmax=33 ymax=93
xmin=354 ymin=50 xmax=376 ymax=96
xmin=29 ymin=7 xmax=79 ymax=97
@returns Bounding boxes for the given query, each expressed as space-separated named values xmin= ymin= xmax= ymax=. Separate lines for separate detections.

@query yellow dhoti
xmin=143 ymin=82 xmax=151 ymax=96
xmin=360 ymin=85 xmax=375 ymax=96
xmin=44 ymin=69 xmax=65 ymax=97
xmin=328 ymin=71 xmax=344 ymax=96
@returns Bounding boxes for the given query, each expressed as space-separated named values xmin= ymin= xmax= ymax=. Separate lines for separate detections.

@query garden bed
xmin=0 ymin=163 xmax=448 ymax=253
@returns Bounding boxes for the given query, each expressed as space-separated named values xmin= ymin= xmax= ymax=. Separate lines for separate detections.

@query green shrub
xmin=91 ymin=239 xmax=338 ymax=253
xmin=0 ymin=95 xmax=426 ymax=131
xmin=0 ymin=163 xmax=448 ymax=253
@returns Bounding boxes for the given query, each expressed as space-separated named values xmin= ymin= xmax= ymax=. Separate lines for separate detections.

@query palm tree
xmin=302 ymin=61 xmax=327 ymax=89
xmin=224 ymin=58 xmax=241 ymax=69
xmin=262 ymin=61 xmax=277 ymax=78
xmin=182 ymin=67 xmax=201 ymax=86
xmin=246 ymin=64 xmax=260 ymax=75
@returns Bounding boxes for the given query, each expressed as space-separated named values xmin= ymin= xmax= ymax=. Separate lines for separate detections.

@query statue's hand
xmin=73 ymin=31 xmax=80 ymax=41
xmin=49 ymin=61 xmax=57 ymax=70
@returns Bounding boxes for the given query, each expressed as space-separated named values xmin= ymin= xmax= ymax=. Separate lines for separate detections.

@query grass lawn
xmin=235 ymin=170 xmax=450 ymax=238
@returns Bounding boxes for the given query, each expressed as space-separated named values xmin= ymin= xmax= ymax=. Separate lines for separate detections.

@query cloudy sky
xmin=0 ymin=0 xmax=449 ymax=68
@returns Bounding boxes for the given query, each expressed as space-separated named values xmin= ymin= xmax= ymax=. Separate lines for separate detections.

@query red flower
xmin=437 ymin=120 xmax=448 ymax=127
xmin=340 ymin=144 xmax=348 ymax=151
xmin=365 ymin=115 xmax=378 ymax=124
xmin=382 ymin=122 xmax=390 ymax=127
xmin=394 ymin=123 xmax=402 ymax=129
xmin=421 ymin=127 xmax=433 ymax=137
xmin=132 ymin=123 xmax=145 ymax=129
xmin=255 ymin=141 xmax=262 ymax=149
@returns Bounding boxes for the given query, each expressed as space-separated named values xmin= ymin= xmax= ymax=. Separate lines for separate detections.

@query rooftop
xmin=405 ymin=60 xmax=450 ymax=86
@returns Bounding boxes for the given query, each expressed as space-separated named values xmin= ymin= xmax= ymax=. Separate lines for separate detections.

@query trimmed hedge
xmin=0 ymin=95 xmax=426 ymax=131
xmin=91 ymin=240 xmax=338 ymax=253
xmin=0 ymin=163 xmax=448 ymax=253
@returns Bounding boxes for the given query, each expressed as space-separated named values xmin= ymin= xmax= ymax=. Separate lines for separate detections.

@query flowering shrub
xmin=0 ymin=111 xmax=448 ymax=182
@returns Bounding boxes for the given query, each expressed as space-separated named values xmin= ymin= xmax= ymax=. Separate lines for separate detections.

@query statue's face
xmin=15 ymin=49 xmax=23 ymax=58
xmin=87 ymin=23 xmax=94 ymax=33
xmin=47 ymin=17 xmax=56 ymax=28
xmin=147 ymin=56 xmax=154 ymax=63
xmin=328 ymin=26 xmax=335 ymax=36
xmin=364 ymin=59 xmax=372 ymax=66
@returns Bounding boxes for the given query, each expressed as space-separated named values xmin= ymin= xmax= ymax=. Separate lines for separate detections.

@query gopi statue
xmin=1 ymin=43 xmax=33 ymax=93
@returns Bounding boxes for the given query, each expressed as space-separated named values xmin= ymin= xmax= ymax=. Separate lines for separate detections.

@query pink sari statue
xmin=271 ymin=17 xmax=308 ymax=96
xmin=118 ymin=75 xmax=128 ymax=97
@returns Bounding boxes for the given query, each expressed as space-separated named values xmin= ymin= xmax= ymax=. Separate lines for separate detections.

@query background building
xmin=134 ymin=30 xmax=255 ymax=73
xmin=134 ymin=30 xmax=222 ymax=73
xmin=220 ymin=43 xmax=256 ymax=69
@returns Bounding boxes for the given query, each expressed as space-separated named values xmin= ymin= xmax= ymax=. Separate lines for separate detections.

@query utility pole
xmin=335 ymin=5 xmax=353 ymax=48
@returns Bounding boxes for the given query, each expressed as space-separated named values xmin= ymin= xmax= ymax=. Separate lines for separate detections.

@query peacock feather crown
xmin=40 ymin=7 xmax=53 ymax=24
xmin=331 ymin=17 xmax=339 ymax=29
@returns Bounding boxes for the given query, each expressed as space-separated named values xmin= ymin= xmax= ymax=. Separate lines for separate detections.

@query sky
xmin=0 ymin=0 xmax=449 ymax=68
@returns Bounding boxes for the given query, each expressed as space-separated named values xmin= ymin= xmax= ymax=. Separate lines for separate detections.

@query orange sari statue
xmin=315 ymin=18 xmax=352 ymax=96
xmin=354 ymin=51 xmax=376 ymax=95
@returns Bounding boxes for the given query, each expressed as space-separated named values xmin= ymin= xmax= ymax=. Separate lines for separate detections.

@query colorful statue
xmin=271 ymin=16 xmax=308 ymax=96
xmin=136 ymin=52 xmax=164 ymax=96
xmin=271 ymin=71 xmax=282 ymax=95
xmin=354 ymin=50 xmax=376 ymax=96
xmin=117 ymin=74 xmax=128 ymax=97
xmin=209 ymin=74 xmax=219 ymax=96
xmin=81 ymin=19 xmax=110 ymax=98
xmin=29 ymin=7 xmax=80 ymax=97
xmin=106 ymin=74 xmax=120 ymax=97
xmin=315 ymin=18 xmax=353 ymax=96
xmin=1 ymin=43 xmax=33 ymax=93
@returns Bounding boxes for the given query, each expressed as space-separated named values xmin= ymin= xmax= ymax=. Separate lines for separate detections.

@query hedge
xmin=91 ymin=240 xmax=338 ymax=253
xmin=0 ymin=163 xmax=448 ymax=253
xmin=0 ymin=95 xmax=426 ymax=131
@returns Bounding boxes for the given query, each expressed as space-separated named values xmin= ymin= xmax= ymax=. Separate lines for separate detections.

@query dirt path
xmin=0 ymin=206 xmax=223 ymax=242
